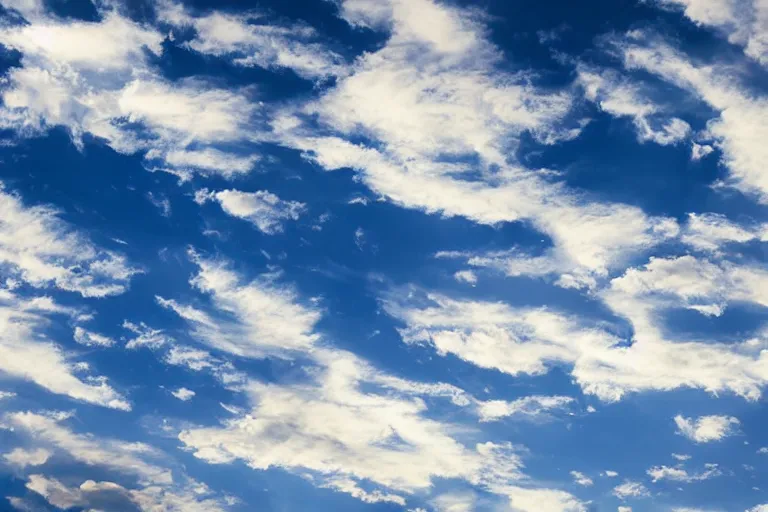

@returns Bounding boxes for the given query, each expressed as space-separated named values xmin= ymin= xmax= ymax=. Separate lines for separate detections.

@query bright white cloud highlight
xmin=195 ymin=189 xmax=306 ymax=235
xmin=171 ymin=387 xmax=196 ymax=401
xmin=570 ymin=471 xmax=593 ymax=487
xmin=674 ymin=414 xmax=740 ymax=443
xmin=73 ymin=327 xmax=115 ymax=348
xmin=0 ymin=183 xmax=138 ymax=297
xmin=0 ymin=289 xmax=130 ymax=410
xmin=647 ymin=463 xmax=721 ymax=482
xmin=158 ymin=251 xmax=321 ymax=358
xmin=613 ymin=480 xmax=650 ymax=499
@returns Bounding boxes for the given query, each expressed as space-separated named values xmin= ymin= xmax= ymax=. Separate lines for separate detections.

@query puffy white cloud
xmin=0 ymin=12 xmax=162 ymax=71
xmin=0 ymin=289 xmax=130 ymax=410
xmin=570 ymin=471 xmax=593 ymax=487
xmin=73 ymin=326 xmax=115 ymax=348
xmin=0 ymin=183 xmax=138 ymax=297
xmin=159 ymin=148 xmax=258 ymax=179
xmin=3 ymin=448 xmax=51 ymax=468
xmin=453 ymin=270 xmax=478 ymax=285
xmin=157 ymin=1 xmax=344 ymax=79
xmin=674 ymin=414 xmax=740 ymax=443
xmin=609 ymin=254 xmax=768 ymax=318
xmin=157 ymin=251 xmax=321 ymax=358
xmin=497 ymin=486 xmax=587 ymax=512
xmin=195 ymin=189 xmax=305 ymax=235
xmin=691 ymin=142 xmax=714 ymax=160
xmin=604 ymin=470 xmax=619 ymax=477
xmin=613 ymin=480 xmax=650 ymax=499
xmin=647 ymin=463 xmax=721 ymax=482
xmin=171 ymin=387 xmax=195 ymax=401
xmin=431 ymin=491 xmax=475 ymax=512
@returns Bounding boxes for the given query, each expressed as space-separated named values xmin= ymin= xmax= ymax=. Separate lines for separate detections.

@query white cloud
xmin=496 ymin=486 xmax=587 ymax=512
xmin=179 ymin=350 xmax=514 ymax=493
xmin=171 ymin=387 xmax=195 ymax=402
xmin=758 ymin=447 xmax=768 ymax=454
xmin=123 ymin=320 xmax=173 ymax=349
xmin=386 ymin=289 xmax=768 ymax=402
xmin=652 ymin=0 xmax=768 ymax=66
xmin=160 ymin=148 xmax=258 ymax=178
xmin=604 ymin=470 xmax=619 ymax=477
xmin=0 ymin=183 xmax=138 ymax=297
xmin=23 ymin=474 xmax=229 ymax=512
xmin=0 ymin=290 xmax=130 ymax=410
xmin=647 ymin=463 xmax=721 ymax=482
xmin=320 ymin=476 xmax=405 ymax=506
xmin=0 ymin=6 xmax=261 ymax=179
xmin=272 ymin=0 xmax=681 ymax=285
xmin=3 ymin=448 xmax=51 ymax=468
xmin=618 ymin=34 xmax=768 ymax=203
xmin=453 ymin=270 xmax=477 ymax=285
xmin=4 ymin=411 xmax=171 ymax=485
xmin=608 ymin=254 xmax=768 ymax=317
xmin=691 ymin=142 xmax=714 ymax=160
xmin=157 ymin=2 xmax=344 ymax=79
xmin=0 ymin=12 xmax=162 ymax=71
xmin=613 ymin=480 xmax=650 ymax=499
xmin=431 ymin=491 xmax=475 ymax=512
xmin=570 ymin=471 xmax=593 ymax=487
xmin=476 ymin=395 xmax=573 ymax=422
xmin=681 ymin=213 xmax=761 ymax=252
xmin=618 ymin=507 xmax=633 ymax=512
xmin=179 ymin=347 xmax=583 ymax=508
xmin=195 ymin=189 xmax=305 ymax=235
xmin=147 ymin=192 xmax=172 ymax=218
xmin=157 ymin=251 xmax=321 ymax=358
xmin=674 ymin=414 xmax=740 ymax=443
xmin=73 ymin=326 xmax=115 ymax=348
xmin=672 ymin=453 xmax=692 ymax=461
xmin=577 ymin=65 xmax=691 ymax=145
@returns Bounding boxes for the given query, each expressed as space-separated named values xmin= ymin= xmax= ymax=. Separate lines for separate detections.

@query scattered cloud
xmin=195 ymin=189 xmax=305 ymax=235
xmin=674 ymin=414 xmax=740 ymax=443
xmin=570 ymin=471 xmax=593 ymax=487
xmin=0 ymin=289 xmax=129 ymax=410
xmin=647 ymin=463 xmax=721 ymax=482
xmin=0 ymin=183 xmax=138 ymax=297
xmin=73 ymin=326 xmax=115 ymax=348
xmin=170 ymin=387 xmax=195 ymax=401
xmin=613 ymin=480 xmax=650 ymax=499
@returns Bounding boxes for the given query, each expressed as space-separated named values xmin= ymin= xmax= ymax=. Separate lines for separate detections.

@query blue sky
xmin=0 ymin=0 xmax=767 ymax=510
